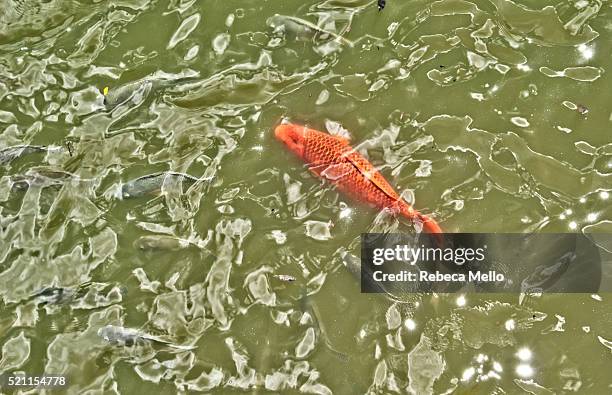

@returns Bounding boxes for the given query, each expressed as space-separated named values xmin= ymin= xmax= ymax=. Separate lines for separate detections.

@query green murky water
xmin=1 ymin=0 xmax=611 ymax=393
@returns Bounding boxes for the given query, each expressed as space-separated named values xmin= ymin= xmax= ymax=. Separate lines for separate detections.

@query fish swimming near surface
xmin=9 ymin=168 xmax=77 ymax=192
xmin=0 ymin=145 xmax=61 ymax=165
xmin=274 ymin=123 xmax=442 ymax=234
xmin=121 ymin=172 xmax=198 ymax=199
xmin=134 ymin=235 xmax=205 ymax=251
xmin=101 ymin=80 xmax=153 ymax=111
xmin=97 ymin=325 xmax=196 ymax=351
xmin=31 ymin=286 xmax=76 ymax=305
xmin=101 ymin=71 xmax=199 ymax=111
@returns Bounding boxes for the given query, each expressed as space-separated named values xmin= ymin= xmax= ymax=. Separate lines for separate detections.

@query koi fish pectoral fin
xmin=308 ymin=163 xmax=353 ymax=181
xmin=320 ymin=163 xmax=353 ymax=181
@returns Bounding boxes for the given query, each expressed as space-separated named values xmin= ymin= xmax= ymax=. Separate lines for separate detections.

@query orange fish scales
xmin=274 ymin=123 xmax=442 ymax=234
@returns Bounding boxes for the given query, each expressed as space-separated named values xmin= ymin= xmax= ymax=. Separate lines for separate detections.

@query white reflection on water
xmin=517 ymin=63 xmax=531 ymax=72
xmin=505 ymin=319 xmax=516 ymax=331
xmin=338 ymin=202 xmax=352 ymax=220
xmin=461 ymin=367 xmax=475 ymax=381
xmin=404 ymin=318 xmax=416 ymax=331
xmin=461 ymin=353 xmax=504 ymax=383
xmin=577 ymin=43 xmax=594 ymax=60
xmin=515 ymin=364 xmax=534 ymax=378
xmin=516 ymin=347 xmax=532 ymax=361
xmin=599 ymin=191 xmax=609 ymax=200
xmin=456 ymin=295 xmax=467 ymax=307
xmin=269 ymin=230 xmax=287 ymax=245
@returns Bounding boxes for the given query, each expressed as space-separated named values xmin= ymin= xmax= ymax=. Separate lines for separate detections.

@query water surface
xmin=1 ymin=0 xmax=611 ymax=393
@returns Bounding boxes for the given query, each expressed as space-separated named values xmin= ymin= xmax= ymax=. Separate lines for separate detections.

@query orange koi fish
xmin=274 ymin=123 xmax=442 ymax=234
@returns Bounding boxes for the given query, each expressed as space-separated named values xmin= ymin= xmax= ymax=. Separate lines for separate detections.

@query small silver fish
xmin=121 ymin=172 xmax=198 ymax=199
xmin=97 ymin=325 xmax=196 ymax=350
xmin=134 ymin=235 xmax=196 ymax=251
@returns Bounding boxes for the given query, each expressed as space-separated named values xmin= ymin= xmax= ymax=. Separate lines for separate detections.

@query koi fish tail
xmin=400 ymin=204 xmax=443 ymax=234
xmin=416 ymin=212 xmax=443 ymax=234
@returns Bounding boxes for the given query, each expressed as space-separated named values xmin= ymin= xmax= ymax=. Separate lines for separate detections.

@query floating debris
xmin=274 ymin=274 xmax=297 ymax=282
xmin=576 ymin=104 xmax=589 ymax=115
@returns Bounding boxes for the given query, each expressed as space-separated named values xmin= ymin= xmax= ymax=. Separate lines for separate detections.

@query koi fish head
xmin=274 ymin=123 xmax=307 ymax=158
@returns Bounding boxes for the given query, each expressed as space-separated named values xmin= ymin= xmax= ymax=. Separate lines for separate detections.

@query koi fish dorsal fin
xmin=343 ymin=150 xmax=401 ymax=201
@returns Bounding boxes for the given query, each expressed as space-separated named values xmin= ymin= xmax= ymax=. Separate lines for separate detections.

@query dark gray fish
xmin=121 ymin=172 xmax=198 ymax=199
xmin=0 ymin=145 xmax=51 ymax=165
xmin=102 ymin=73 xmax=199 ymax=111
xmin=266 ymin=14 xmax=353 ymax=46
xmin=102 ymin=79 xmax=153 ymax=111
xmin=31 ymin=286 xmax=75 ymax=305
xmin=520 ymin=252 xmax=574 ymax=293
xmin=476 ymin=233 xmax=601 ymax=293
xmin=377 ymin=0 xmax=385 ymax=11
xmin=97 ymin=325 xmax=196 ymax=350
xmin=299 ymin=293 xmax=349 ymax=362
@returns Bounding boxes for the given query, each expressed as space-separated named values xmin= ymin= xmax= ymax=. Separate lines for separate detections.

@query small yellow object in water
xmin=103 ymin=86 xmax=109 ymax=96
